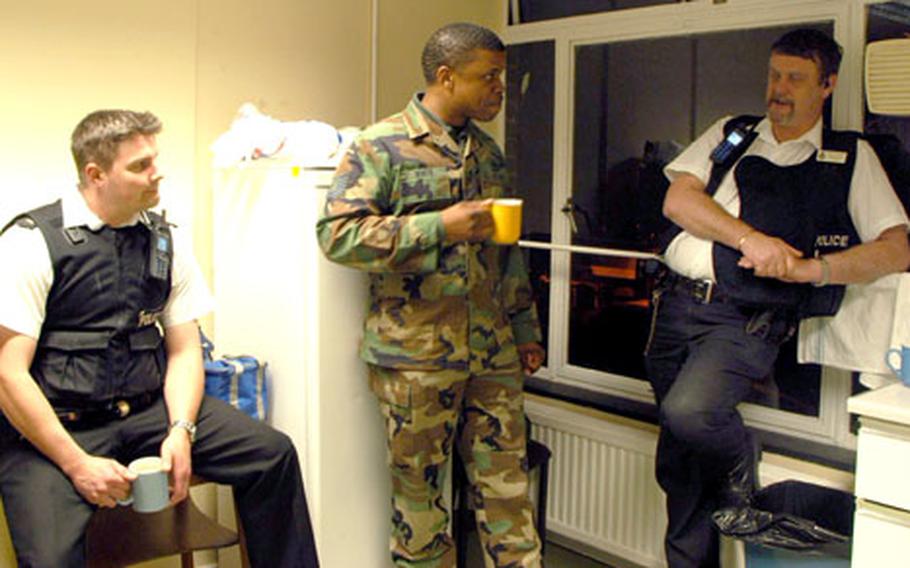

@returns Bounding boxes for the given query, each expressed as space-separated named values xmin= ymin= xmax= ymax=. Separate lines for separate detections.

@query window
xmin=506 ymin=40 xmax=555 ymax=360
xmin=510 ymin=0 xmax=676 ymax=25
xmin=504 ymin=0 xmax=903 ymax=452
xmin=567 ymin=23 xmax=832 ymax=417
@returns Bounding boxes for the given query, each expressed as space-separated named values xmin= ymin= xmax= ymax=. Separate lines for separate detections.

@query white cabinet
xmin=854 ymin=419 xmax=910 ymax=511
xmin=848 ymin=384 xmax=910 ymax=567
xmin=212 ymin=160 xmax=390 ymax=567
xmin=852 ymin=499 xmax=910 ymax=564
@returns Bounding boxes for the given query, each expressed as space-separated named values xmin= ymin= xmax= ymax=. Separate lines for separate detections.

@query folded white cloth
xmin=798 ymin=273 xmax=910 ymax=387
xmin=211 ymin=103 xmax=344 ymax=167
xmin=893 ymin=273 xmax=910 ymax=353
xmin=858 ymin=372 xmax=899 ymax=389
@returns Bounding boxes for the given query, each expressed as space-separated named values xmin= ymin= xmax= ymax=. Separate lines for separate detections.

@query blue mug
xmin=886 ymin=345 xmax=910 ymax=386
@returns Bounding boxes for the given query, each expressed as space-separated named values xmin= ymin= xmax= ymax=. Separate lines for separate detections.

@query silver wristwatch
xmin=169 ymin=419 xmax=197 ymax=443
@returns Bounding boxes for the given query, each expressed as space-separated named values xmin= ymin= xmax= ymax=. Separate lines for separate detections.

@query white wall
xmin=0 ymin=1 xmax=507 ymax=565
xmin=0 ymin=0 xmax=197 ymax=228
xmin=0 ymin=1 xmax=371 ymax=566
xmin=193 ymin=0 xmax=372 ymax=285
xmin=0 ymin=0 xmax=372 ymax=273
xmin=375 ymin=0 xmax=506 ymax=140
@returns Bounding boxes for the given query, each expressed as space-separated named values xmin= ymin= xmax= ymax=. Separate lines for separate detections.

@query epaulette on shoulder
xmin=0 ymin=214 xmax=37 ymax=236
xmin=14 ymin=216 xmax=37 ymax=229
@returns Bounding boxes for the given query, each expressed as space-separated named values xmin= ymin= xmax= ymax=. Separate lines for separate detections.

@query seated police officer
xmin=647 ymin=29 xmax=910 ymax=568
xmin=0 ymin=109 xmax=318 ymax=567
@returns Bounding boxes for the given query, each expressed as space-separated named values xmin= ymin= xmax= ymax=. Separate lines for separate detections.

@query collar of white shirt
xmin=60 ymin=191 xmax=143 ymax=231
xmin=754 ymin=116 xmax=823 ymax=150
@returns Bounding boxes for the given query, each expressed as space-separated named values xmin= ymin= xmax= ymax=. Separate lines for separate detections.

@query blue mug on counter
xmin=886 ymin=345 xmax=910 ymax=386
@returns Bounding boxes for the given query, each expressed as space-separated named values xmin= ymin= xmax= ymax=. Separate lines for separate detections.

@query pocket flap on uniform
xmin=40 ymin=330 xmax=110 ymax=351
xmin=369 ymin=370 xmax=413 ymax=411
xmin=128 ymin=326 xmax=164 ymax=351
xmin=396 ymin=166 xmax=455 ymax=209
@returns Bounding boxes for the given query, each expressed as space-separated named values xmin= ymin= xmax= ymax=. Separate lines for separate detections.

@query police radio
xmin=696 ymin=116 xmax=761 ymax=204
xmin=710 ymin=127 xmax=749 ymax=165
xmin=148 ymin=211 xmax=172 ymax=281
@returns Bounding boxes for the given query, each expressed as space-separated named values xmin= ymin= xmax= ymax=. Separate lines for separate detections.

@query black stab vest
xmin=16 ymin=201 xmax=171 ymax=408
xmin=708 ymin=118 xmax=861 ymax=316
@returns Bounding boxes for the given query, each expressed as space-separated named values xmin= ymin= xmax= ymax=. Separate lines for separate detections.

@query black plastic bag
xmin=713 ymin=480 xmax=853 ymax=558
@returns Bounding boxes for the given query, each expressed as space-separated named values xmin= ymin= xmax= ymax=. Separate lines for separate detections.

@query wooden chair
xmin=0 ymin=500 xmax=16 ymax=566
xmin=85 ymin=478 xmax=248 ymax=568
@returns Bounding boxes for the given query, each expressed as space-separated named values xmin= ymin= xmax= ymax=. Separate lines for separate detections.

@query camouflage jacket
xmin=316 ymin=95 xmax=541 ymax=372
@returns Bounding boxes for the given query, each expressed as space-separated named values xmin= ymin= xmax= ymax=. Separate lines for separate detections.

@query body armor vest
xmin=17 ymin=201 xmax=171 ymax=409
xmin=665 ymin=116 xmax=861 ymax=317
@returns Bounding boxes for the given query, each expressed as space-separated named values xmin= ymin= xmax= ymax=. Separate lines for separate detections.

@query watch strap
xmin=169 ymin=419 xmax=197 ymax=443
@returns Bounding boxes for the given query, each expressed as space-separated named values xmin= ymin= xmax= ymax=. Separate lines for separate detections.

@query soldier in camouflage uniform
xmin=316 ymin=22 xmax=544 ymax=568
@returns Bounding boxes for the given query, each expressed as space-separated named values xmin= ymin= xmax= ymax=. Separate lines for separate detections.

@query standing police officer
xmin=317 ymin=23 xmax=544 ymax=568
xmin=0 ymin=109 xmax=319 ymax=567
xmin=647 ymin=29 xmax=910 ymax=568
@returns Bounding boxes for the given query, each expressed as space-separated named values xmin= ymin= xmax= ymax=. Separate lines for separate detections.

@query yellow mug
xmin=491 ymin=198 xmax=523 ymax=245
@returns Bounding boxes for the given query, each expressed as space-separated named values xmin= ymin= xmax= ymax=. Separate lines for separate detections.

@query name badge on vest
xmin=817 ymin=149 xmax=848 ymax=164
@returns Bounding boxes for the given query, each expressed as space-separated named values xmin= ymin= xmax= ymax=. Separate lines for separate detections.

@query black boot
xmin=712 ymin=431 xmax=763 ymax=535
xmin=715 ymin=431 xmax=759 ymax=509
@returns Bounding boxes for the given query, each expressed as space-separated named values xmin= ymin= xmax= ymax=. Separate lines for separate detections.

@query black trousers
xmin=644 ymin=287 xmax=795 ymax=568
xmin=0 ymin=396 xmax=319 ymax=568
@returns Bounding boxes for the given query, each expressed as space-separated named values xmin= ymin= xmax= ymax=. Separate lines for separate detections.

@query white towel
xmin=798 ymin=273 xmax=910 ymax=387
xmin=892 ymin=273 xmax=910 ymax=352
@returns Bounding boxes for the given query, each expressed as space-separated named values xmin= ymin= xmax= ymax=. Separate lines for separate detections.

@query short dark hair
xmin=71 ymin=110 xmax=162 ymax=186
xmin=420 ymin=22 xmax=505 ymax=84
xmin=771 ymin=28 xmax=843 ymax=84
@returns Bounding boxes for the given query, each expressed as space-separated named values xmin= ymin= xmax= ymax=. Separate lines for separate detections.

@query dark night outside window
xmin=507 ymin=23 xmax=837 ymax=418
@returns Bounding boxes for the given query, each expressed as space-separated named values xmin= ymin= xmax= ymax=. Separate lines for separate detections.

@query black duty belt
xmin=55 ymin=389 xmax=162 ymax=429
xmin=661 ymin=270 xmax=728 ymax=305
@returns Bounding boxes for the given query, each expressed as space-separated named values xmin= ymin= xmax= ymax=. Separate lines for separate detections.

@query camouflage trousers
xmin=368 ymin=364 xmax=542 ymax=568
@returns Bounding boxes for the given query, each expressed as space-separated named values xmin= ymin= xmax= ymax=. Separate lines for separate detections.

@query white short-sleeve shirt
xmin=0 ymin=192 xmax=214 ymax=339
xmin=663 ymin=116 xmax=909 ymax=281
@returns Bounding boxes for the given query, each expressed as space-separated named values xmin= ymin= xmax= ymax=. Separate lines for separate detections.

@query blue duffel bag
xmin=200 ymin=332 xmax=269 ymax=422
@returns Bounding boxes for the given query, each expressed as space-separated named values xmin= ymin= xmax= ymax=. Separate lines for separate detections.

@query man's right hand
xmin=737 ymin=231 xmax=803 ymax=280
xmin=440 ymin=199 xmax=494 ymax=243
xmin=65 ymin=454 xmax=137 ymax=508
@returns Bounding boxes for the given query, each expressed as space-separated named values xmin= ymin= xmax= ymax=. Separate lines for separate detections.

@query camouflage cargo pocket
xmin=368 ymin=367 xmax=413 ymax=425
xmin=490 ymin=329 xmax=520 ymax=370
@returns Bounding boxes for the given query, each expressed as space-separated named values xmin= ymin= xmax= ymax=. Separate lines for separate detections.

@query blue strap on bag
xmin=200 ymin=331 xmax=269 ymax=421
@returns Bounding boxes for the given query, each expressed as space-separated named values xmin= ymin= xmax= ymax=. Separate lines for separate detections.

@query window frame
xmin=504 ymin=0 xmax=886 ymax=451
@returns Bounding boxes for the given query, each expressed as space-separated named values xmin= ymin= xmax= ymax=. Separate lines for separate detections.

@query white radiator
xmin=525 ymin=396 xmax=854 ymax=568
xmin=525 ymin=396 xmax=668 ymax=568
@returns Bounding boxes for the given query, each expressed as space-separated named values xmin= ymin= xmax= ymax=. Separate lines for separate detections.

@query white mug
xmin=119 ymin=456 xmax=169 ymax=513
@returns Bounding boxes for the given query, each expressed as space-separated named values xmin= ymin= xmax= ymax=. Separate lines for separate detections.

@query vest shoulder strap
xmin=1 ymin=200 xmax=62 ymax=236
xmin=723 ymin=114 xmax=763 ymax=136
xmin=822 ymin=127 xmax=860 ymax=154
xmin=705 ymin=115 xmax=763 ymax=197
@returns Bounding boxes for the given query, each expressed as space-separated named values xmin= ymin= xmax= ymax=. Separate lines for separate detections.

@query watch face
xmin=171 ymin=420 xmax=196 ymax=442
